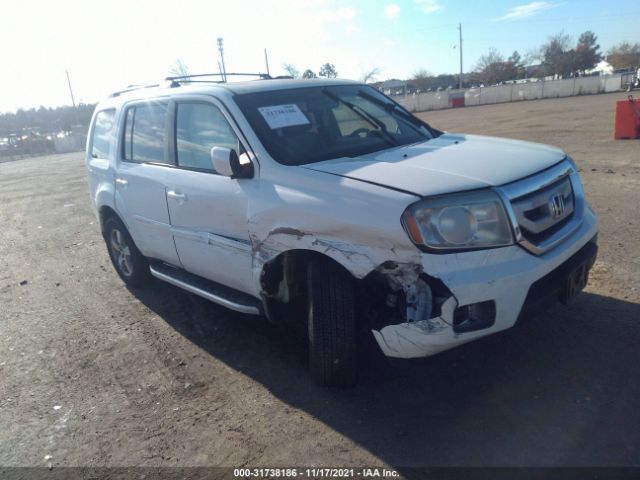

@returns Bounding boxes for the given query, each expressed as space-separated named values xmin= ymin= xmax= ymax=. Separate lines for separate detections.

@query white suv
xmin=86 ymin=75 xmax=598 ymax=387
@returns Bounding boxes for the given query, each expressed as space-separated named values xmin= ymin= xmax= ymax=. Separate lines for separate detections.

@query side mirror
xmin=210 ymin=147 xmax=253 ymax=178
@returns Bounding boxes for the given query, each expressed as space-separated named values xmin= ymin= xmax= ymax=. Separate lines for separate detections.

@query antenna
xmin=65 ymin=69 xmax=76 ymax=108
xmin=264 ymin=48 xmax=270 ymax=76
xmin=217 ymin=37 xmax=227 ymax=82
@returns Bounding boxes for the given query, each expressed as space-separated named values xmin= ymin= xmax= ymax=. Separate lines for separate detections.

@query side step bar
xmin=149 ymin=263 xmax=263 ymax=316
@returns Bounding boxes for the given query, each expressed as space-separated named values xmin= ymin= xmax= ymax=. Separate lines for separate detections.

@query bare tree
xmin=361 ymin=67 xmax=381 ymax=83
xmin=541 ymin=31 xmax=574 ymax=77
xmin=410 ymin=69 xmax=432 ymax=91
xmin=169 ymin=59 xmax=190 ymax=77
xmin=413 ymin=68 xmax=431 ymax=78
xmin=607 ymin=41 xmax=640 ymax=70
xmin=282 ymin=63 xmax=300 ymax=78
xmin=474 ymin=48 xmax=520 ymax=84
xmin=475 ymin=48 xmax=505 ymax=73
xmin=524 ymin=48 xmax=543 ymax=65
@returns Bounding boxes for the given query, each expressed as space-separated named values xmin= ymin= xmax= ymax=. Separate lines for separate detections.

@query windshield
xmin=233 ymin=85 xmax=435 ymax=166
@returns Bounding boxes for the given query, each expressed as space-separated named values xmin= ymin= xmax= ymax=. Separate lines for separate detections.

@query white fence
xmin=397 ymin=74 xmax=624 ymax=113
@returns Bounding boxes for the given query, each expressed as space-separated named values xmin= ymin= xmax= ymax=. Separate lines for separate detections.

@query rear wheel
xmin=104 ymin=217 xmax=150 ymax=287
xmin=307 ymin=260 xmax=357 ymax=387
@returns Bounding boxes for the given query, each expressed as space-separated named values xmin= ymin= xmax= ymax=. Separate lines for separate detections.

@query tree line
xmin=281 ymin=62 xmax=338 ymax=79
xmin=409 ymin=33 xmax=639 ymax=91
xmin=0 ymin=104 xmax=95 ymax=138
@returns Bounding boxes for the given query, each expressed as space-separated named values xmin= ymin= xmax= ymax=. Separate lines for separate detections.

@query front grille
xmin=497 ymin=160 xmax=585 ymax=255
xmin=512 ymin=176 xmax=575 ymax=244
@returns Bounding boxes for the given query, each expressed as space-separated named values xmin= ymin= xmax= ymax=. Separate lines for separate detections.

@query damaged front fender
xmin=251 ymin=222 xmax=422 ymax=284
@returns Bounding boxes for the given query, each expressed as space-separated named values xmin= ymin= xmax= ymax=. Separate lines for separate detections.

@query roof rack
xmin=165 ymin=72 xmax=272 ymax=87
xmin=108 ymin=72 xmax=280 ymax=98
xmin=108 ymin=83 xmax=161 ymax=98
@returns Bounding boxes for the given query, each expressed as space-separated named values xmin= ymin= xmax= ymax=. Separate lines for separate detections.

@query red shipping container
xmin=614 ymin=96 xmax=640 ymax=139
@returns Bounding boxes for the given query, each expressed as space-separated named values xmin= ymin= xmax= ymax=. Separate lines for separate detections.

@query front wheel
xmin=307 ymin=260 xmax=358 ymax=387
xmin=104 ymin=217 xmax=150 ymax=287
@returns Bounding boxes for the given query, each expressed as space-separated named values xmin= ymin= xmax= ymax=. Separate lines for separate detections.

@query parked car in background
xmin=624 ymin=67 xmax=640 ymax=91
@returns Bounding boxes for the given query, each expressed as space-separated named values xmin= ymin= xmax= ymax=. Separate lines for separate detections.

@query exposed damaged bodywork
xmin=256 ymin=230 xmax=466 ymax=359
xmin=251 ymin=224 xmax=420 ymax=282
xmin=254 ymin=224 xmax=424 ymax=325
xmin=373 ymin=297 xmax=458 ymax=358
xmin=251 ymin=219 xmax=458 ymax=337
xmin=367 ymin=262 xmax=460 ymax=359
xmin=372 ymin=222 xmax=598 ymax=358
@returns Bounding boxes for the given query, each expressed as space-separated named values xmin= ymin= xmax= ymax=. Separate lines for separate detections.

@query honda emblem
xmin=549 ymin=194 xmax=565 ymax=219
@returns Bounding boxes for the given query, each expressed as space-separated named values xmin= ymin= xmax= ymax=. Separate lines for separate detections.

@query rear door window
xmin=122 ymin=103 xmax=169 ymax=163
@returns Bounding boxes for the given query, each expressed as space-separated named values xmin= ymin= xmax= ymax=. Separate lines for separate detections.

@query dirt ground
xmin=1 ymin=92 xmax=638 ymax=471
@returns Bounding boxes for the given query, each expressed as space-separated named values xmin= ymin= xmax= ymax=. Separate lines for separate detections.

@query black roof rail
xmin=165 ymin=72 xmax=272 ymax=87
xmin=108 ymin=72 xmax=280 ymax=98
xmin=108 ymin=83 xmax=161 ymax=98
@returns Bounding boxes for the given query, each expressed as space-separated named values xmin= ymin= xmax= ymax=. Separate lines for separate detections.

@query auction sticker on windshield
xmin=258 ymin=104 xmax=310 ymax=129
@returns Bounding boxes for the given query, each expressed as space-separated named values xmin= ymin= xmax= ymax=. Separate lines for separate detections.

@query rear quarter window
xmin=90 ymin=109 xmax=115 ymax=159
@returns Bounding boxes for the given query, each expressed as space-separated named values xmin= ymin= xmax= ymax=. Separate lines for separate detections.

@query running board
xmin=149 ymin=263 xmax=263 ymax=315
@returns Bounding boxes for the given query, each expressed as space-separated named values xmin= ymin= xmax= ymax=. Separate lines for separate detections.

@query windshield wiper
xmin=322 ymin=88 xmax=399 ymax=146
xmin=357 ymin=90 xmax=438 ymax=137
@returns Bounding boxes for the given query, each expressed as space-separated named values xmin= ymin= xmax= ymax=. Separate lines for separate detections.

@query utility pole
xmin=65 ymin=69 xmax=76 ymax=108
xmin=264 ymin=48 xmax=270 ymax=76
xmin=65 ymin=69 xmax=79 ymax=128
xmin=217 ymin=37 xmax=227 ymax=82
xmin=457 ymin=23 xmax=463 ymax=89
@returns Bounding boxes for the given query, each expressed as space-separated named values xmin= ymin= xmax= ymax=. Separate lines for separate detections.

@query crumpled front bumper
xmin=372 ymin=206 xmax=598 ymax=358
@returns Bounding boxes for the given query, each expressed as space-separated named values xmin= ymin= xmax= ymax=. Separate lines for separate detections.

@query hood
xmin=302 ymin=133 xmax=566 ymax=197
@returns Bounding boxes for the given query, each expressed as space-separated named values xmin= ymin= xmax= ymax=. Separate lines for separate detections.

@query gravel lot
xmin=1 ymin=92 xmax=638 ymax=470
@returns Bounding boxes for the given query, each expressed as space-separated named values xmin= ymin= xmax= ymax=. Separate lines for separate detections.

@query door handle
xmin=167 ymin=190 xmax=187 ymax=203
xmin=115 ymin=178 xmax=128 ymax=188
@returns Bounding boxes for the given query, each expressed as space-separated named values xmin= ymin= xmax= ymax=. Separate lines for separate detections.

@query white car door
xmin=115 ymin=100 xmax=181 ymax=266
xmin=164 ymin=97 xmax=255 ymax=294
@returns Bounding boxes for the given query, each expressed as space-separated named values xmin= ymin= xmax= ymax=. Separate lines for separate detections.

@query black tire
xmin=103 ymin=216 xmax=150 ymax=287
xmin=307 ymin=260 xmax=357 ymax=387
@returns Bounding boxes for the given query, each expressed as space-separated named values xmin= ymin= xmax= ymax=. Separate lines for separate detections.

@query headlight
xmin=402 ymin=190 xmax=514 ymax=250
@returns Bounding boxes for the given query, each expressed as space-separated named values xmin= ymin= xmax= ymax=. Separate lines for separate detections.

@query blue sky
xmin=1 ymin=0 xmax=638 ymax=112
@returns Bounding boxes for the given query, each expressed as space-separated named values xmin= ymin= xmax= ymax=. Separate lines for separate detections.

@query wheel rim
xmin=110 ymin=228 xmax=133 ymax=277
